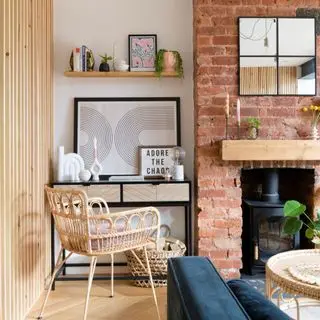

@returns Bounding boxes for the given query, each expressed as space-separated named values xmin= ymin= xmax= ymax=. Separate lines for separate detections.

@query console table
xmin=51 ymin=178 xmax=192 ymax=286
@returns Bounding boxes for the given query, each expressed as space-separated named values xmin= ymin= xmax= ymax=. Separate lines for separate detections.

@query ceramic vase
xmin=248 ymin=127 xmax=258 ymax=140
xmin=311 ymin=125 xmax=319 ymax=140
xmin=163 ymin=51 xmax=176 ymax=72
xmin=90 ymin=137 xmax=102 ymax=181
xmin=79 ymin=169 xmax=91 ymax=182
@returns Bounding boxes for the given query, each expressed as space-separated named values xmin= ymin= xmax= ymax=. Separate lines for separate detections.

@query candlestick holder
xmin=225 ymin=116 xmax=229 ymax=139
xmin=237 ymin=123 xmax=241 ymax=139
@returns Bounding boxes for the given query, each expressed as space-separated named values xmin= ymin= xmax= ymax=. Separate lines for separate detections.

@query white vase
xmin=79 ymin=169 xmax=91 ymax=182
xmin=311 ymin=125 xmax=319 ymax=140
xmin=90 ymin=137 xmax=102 ymax=181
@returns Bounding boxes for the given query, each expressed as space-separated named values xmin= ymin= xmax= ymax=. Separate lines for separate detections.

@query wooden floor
xmin=27 ymin=280 xmax=320 ymax=320
xmin=27 ymin=280 xmax=167 ymax=320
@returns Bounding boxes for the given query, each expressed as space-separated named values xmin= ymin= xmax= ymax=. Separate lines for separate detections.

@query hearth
xmin=242 ymin=169 xmax=302 ymax=275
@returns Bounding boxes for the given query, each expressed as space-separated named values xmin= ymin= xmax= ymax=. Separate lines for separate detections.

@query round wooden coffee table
xmin=266 ymin=249 xmax=320 ymax=320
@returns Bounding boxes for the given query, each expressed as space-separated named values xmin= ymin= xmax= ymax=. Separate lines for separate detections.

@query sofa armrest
xmin=167 ymin=257 xmax=250 ymax=320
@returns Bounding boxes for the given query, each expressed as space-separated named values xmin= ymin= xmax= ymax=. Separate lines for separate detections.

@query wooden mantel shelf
xmin=222 ymin=140 xmax=320 ymax=161
xmin=64 ymin=71 xmax=179 ymax=78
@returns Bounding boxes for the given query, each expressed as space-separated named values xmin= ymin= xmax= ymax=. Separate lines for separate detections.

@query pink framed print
xmin=128 ymin=34 xmax=157 ymax=72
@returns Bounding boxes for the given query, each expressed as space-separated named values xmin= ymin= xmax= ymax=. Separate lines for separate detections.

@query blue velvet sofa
xmin=167 ymin=256 xmax=291 ymax=320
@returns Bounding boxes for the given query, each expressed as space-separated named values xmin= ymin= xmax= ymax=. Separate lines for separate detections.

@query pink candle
xmin=236 ymin=98 xmax=241 ymax=125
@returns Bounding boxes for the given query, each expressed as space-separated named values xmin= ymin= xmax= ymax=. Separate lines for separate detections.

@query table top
xmin=266 ymin=249 xmax=320 ymax=300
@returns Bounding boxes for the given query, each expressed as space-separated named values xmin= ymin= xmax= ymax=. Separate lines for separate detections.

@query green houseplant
xmin=155 ymin=49 xmax=184 ymax=78
xmin=246 ymin=117 xmax=261 ymax=140
xmin=99 ymin=53 xmax=113 ymax=72
xmin=283 ymin=200 xmax=320 ymax=244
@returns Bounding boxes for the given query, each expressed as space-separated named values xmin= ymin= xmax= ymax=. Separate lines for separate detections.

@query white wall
xmin=54 ymin=0 xmax=194 ymax=269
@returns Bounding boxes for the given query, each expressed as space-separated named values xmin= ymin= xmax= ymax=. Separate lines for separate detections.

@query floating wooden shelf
xmin=222 ymin=140 xmax=320 ymax=161
xmin=64 ymin=71 xmax=179 ymax=78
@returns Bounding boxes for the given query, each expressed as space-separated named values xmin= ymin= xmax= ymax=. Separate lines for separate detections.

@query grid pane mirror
xmin=239 ymin=17 xmax=316 ymax=96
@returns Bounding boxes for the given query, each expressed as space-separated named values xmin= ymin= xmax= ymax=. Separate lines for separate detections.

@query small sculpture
xmin=79 ymin=169 xmax=91 ymax=182
xmin=57 ymin=146 xmax=85 ymax=182
xmin=90 ymin=137 xmax=102 ymax=181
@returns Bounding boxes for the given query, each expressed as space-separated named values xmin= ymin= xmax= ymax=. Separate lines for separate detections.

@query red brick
xmin=199 ymin=189 xmax=226 ymax=198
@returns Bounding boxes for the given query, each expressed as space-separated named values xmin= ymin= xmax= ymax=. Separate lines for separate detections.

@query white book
xmin=73 ymin=47 xmax=81 ymax=72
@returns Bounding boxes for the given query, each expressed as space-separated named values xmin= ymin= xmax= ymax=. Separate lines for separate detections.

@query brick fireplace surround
xmin=194 ymin=0 xmax=320 ymax=279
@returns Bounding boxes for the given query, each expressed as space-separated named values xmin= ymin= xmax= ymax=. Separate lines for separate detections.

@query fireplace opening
xmin=241 ymin=168 xmax=314 ymax=275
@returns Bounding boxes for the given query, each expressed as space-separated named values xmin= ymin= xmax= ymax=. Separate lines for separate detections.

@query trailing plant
xmin=99 ymin=54 xmax=113 ymax=64
xmin=155 ymin=49 xmax=184 ymax=78
xmin=283 ymin=200 xmax=320 ymax=244
xmin=246 ymin=117 xmax=261 ymax=129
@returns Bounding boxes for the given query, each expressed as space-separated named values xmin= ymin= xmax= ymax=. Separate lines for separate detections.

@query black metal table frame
xmin=51 ymin=182 xmax=192 ymax=289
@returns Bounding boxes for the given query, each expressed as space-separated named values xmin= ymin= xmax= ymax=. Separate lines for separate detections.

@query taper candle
xmin=225 ymin=93 xmax=229 ymax=117
xmin=236 ymin=98 xmax=241 ymax=124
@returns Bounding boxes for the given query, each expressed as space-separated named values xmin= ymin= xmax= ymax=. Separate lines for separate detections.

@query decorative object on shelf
xmin=90 ymin=137 xmax=103 ymax=181
xmin=236 ymin=98 xmax=241 ymax=139
xmin=283 ymin=200 xmax=320 ymax=244
xmin=57 ymin=146 xmax=85 ymax=182
xmin=164 ymin=168 xmax=172 ymax=181
xmin=301 ymin=104 xmax=320 ymax=140
xmin=74 ymin=97 xmax=180 ymax=177
xmin=128 ymin=34 xmax=157 ymax=72
xmin=155 ymin=49 xmax=183 ymax=78
xmin=112 ymin=42 xmax=117 ymax=70
xmin=225 ymin=92 xmax=229 ymax=139
xmin=69 ymin=46 xmax=95 ymax=71
xmin=139 ymin=146 xmax=175 ymax=177
xmin=246 ymin=117 xmax=261 ymax=140
xmin=171 ymin=146 xmax=185 ymax=181
xmin=99 ymin=53 xmax=113 ymax=72
xmin=115 ymin=60 xmax=129 ymax=72
xmin=79 ymin=169 xmax=91 ymax=182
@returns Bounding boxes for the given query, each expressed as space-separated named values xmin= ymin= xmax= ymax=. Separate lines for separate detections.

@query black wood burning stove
xmin=242 ymin=169 xmax=300 ymax=275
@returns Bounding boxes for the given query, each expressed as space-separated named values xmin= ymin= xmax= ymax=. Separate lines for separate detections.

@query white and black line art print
xmin=74 ymin=98 xmax=180 ymax=176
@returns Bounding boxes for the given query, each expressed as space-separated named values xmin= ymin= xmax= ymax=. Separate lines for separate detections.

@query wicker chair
xmin=38 ymin=186 xmax=161 ymax=320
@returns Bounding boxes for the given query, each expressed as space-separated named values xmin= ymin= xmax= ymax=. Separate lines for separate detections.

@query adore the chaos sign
xmin=139 ymin=146 xmax=174 ymax=176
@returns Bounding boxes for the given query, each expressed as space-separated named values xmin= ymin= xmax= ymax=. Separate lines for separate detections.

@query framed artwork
xmin=128 ymin=34 xmax=157 ymax=72
xmin=139 ymin=146 xmax=175 ymax=177
xmin=74 ymin=97 xmax=180 ymax=178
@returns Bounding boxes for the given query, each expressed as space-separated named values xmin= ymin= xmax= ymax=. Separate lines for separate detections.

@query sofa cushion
xmin=227 ymin=279 xmax=291 ymax=320
xmin=168 ymin=257 xmax=250 ymax=320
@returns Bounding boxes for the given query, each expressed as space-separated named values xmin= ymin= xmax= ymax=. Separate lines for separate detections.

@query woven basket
xmin=125 ymin=225 xmax=186 ymax=287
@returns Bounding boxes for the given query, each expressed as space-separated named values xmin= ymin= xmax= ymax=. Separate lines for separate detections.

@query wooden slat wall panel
xmin=0 ymin=0 xmax=53 ymax=319
xmin=240 ymin=66 xmax=297 ymax=95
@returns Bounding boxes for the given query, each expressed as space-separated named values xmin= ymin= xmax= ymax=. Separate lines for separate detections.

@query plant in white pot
xmin=155 ymin=49 xmax=183 ymax=78
xmin=283 ymin=200 xmax=320 ymax=245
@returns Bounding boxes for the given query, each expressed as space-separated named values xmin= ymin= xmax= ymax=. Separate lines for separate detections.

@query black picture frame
xmin=238 ymin=17 xmax=316 ymax=96
xmin=74 ymin=97 xmax=180 ymax=179
xmin=128 ymin=34 xmax=157 ymax=72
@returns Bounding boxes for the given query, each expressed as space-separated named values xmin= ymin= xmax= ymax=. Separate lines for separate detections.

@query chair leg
xmin=83 ymin=256 xmax=97 ymax=320
xmin=143 ymin=246 xmax=161 ymax=320
xmin=37 ymin=248 xmax=73 ymax=319
xmin=110 ymin=253 xmax=114 ymax=297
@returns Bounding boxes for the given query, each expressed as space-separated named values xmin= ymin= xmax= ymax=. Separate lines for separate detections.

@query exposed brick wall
xmin=194 ymin=0 xmax=320 ymax=279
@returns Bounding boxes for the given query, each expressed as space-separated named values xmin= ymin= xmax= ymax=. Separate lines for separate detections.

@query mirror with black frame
xmin=239 ymin=17 xmax=316 ymax=96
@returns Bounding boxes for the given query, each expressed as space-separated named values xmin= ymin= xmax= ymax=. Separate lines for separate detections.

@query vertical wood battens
xmin=0 ymin=1 xmax=53 ymax=319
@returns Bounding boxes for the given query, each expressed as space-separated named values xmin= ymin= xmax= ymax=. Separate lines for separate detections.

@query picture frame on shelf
xmin=128 ymin=34 xmax=157 ymax=72
xmin=139 ymin=145 xmax=175 ymax=177
xmin=74 ymin=97 xmax=180 ymax=178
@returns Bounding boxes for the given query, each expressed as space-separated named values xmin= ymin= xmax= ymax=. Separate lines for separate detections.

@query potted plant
xmin=283 ymin=200 xmax=320 ymax=245
xmin=246 ymin=117 xmax=261 ymax=140
xmin=155 ymin=49 xmax=183 ymax=78
xmin=99 ymin=53 xmax=113 ymax=72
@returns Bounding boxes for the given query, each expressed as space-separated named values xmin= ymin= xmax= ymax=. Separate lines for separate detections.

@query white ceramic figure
xmin=79 ymin=169 xmax=91 ymax=182
xmin=57 ymin=146 xmax=85 ymax=182
xmin=90 ymin=137 xmax=102 ymax=181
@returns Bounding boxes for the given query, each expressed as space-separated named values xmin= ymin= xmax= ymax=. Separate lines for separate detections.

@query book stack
xmin=73 ymin=45 xmax=88 ymax=71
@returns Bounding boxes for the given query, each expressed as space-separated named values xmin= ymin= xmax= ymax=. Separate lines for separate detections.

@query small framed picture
xmin=128 ymin=34 xmax=157 ymax=72
xmin=139 ymin=146 xmax=175 ymax=177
